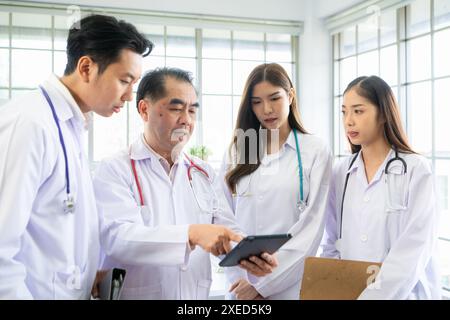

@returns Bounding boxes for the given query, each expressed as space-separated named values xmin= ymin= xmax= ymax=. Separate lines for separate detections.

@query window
xmin=0 ymin=6 xmax=297 ymax=171
xmin=332 ymin=0 xmax=450 ymax=295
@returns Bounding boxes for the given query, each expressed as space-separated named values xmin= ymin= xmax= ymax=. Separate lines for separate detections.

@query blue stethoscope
xmin=39 ymin=85 xmax=75 ymax=214
xmin=338 ymin=148 xmax=407 ymax=238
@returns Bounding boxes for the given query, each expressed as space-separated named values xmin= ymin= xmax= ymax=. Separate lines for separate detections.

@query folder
xmin=300 ymin=257 xmax=382 ymax=300
xmin=98 ymin=268 xmax=126 ymax=300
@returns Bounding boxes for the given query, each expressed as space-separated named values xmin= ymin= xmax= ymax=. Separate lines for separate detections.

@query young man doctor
xmin=93 ymin=68 xmax=276 ymax=299
xmin=0 ymin=15 xmax=153 ymax=299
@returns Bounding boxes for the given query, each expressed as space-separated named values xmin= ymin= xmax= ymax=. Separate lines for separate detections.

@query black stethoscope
xmin=338 ymin=148 xmax=407 ymax=239
xmin=39 ymin=85 xmax=75 ymax=214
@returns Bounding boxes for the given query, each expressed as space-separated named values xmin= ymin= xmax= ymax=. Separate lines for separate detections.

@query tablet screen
xmin=219 ymin=233 xmax=292 ymax=267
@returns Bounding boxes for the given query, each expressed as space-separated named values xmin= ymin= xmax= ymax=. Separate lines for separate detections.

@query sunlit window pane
xmin=232 ymin=96 xmax=241 ymax=127
xmin=233 ymin=31 xmax=264 ymax=60
xmin=54 ymin=16 xmax=69 ymax=51
xmin=54 ymin=51 xmax=67 ymax=77
xmin=434 ymin=29 xmax=450 ymax=77
xmin=434 ymin=0 xmax=450 ymax=30
xmin=334 ymin=61 xmax=340 ymax=96
xmin=380 ymin=9 xmax=397 ymax=46
xmin=202 ymin=95 xmax=233 ymax=164
xmin=340 ymin=56 xmax=356 ymax=90
xmin=380 ymin=45 xmax=398 ymax=86
xmin=407 ymin=82 xmax=432 ymax=155
xmin=340 ymin=26 xmax=356 ymax=57
xmin=128 ymin=101 xmax=144 ymax=145
xmin=278 ymin=62 xmax=293 ymax=81
xmin=0 ymin=12 xmax=9 ymax=47
xmin=202 ymin=29 xmax=231 ymax=59
xmin=166 ymin=57 xmax=196 ymax=80
xmin=11 ymin=89 xmax=34 ymax=98
xmin=0 ymin=49 xmax=9 ymax=87
xmin=406 ymin=0 xmax=431 ymax=37
xmin=167 ymin=26 xmax=195 ymax=58
xmin=407 ymin=35 xmax=431 ymax=82
xmin=93 ymin=110 xmax=127 ymax=161
xmin=357 ymin=50 xmax=378 ymax=77
xmin=202 ymin=59 xmax=231 ymax=95
xmin=11 ymin=13 xmax=51 ymax=49
xmin=435 ymin=78 xmax=450 ymax=156
xmin=136 ymin=24 xmax=165 ymax=56
xmin=233 ymin=60 xmax=260 ymax=94
xmin=357 ymin=21 xmax=378 ymax=53
xmin=11 ymin=49 xmax=51 ymax=88
xmin=266 ymin=33 xmax=291 ymax=62
xmin=0 ymin=89 xmax=9 ymax=107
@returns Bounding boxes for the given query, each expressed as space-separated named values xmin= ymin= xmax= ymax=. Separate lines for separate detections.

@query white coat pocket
xmin=385 ymin=164 xmax=407 ymax=213
xmin=196 ymin=279 xmax=212 ymax=299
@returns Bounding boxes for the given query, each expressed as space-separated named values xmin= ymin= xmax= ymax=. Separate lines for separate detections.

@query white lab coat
xmin=0 ymin=75 xmax=100 ymax=299
xmin=219 ymin=131 xmax=333 ymax=299
xmin=321 ymin=149 xmax=441 ymax=299
xmin=93 ymin=135 xmax=242 ymax=300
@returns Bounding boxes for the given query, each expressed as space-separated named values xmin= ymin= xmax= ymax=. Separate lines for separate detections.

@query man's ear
xmin=77 ymin=56 xmax=97 ymax=83
xmin=138 ymin=99 xmax=150 ymax=121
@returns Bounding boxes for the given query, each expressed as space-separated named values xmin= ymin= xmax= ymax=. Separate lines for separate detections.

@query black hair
xmin=136 ymin=67 xmax=194 ymax=111
xmin=64 ymin=14 xmax=153 ymax=75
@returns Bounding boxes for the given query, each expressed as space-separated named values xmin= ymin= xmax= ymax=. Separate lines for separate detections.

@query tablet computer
xmin=219 ymin=233 xmax=292 ymax=267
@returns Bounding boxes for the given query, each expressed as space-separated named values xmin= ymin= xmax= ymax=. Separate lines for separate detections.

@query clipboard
xmin=98 ymin=268 xmax=126 ymax=300
xmin=300 ymin=257 xmax=382 ymax=300
xmin=219 ymin=234 xmax=292 ymax=267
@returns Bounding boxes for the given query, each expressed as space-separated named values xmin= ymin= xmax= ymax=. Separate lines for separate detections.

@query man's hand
xmin=229 ymin=279 xmax=263 ymax=300
xmin=239 ymin=252 xmax=278 ymax=277
xmin=91 ymin=270 xmax=109 ymax=299
xmin=188 ymin=224 xmax=243 ymax=256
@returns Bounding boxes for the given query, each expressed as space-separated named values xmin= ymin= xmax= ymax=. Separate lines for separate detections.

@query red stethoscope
xmin=129 ymin=149 xmax=218 ymax=215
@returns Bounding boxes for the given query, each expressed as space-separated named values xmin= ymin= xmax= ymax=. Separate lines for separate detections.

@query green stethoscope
xmin=293 ymin=129 xmax=306 ymax=212
xmin=234 ymin=129 xmax=306 ymax=213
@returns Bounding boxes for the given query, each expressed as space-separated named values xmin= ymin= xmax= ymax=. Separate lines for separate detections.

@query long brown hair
xmin=344 ymin=75 xmax=415 ymax=154
xmin=225 ymin=63 xmax=308 ymax=193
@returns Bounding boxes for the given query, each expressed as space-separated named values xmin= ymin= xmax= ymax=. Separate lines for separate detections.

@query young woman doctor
xmin=220 ymin=63 xmax=333 ymax=300
xmin=321 ymin=75 xmax=441 ymax=299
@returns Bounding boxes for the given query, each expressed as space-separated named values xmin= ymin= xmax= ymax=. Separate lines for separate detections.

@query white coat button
xmin=258 ymin=195 xmax=263 ymax=200
xmin=360 ymin=234 xmax=368 ymax=242
xmin=180 ymin=265 xmax=188 ymax=271
xmin=363 ymin=196 xmax=370 ymax=202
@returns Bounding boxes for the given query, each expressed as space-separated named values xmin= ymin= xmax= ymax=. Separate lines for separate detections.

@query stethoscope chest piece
xmin=64 ymin=194 xmax=76 ymax=214
xmin=297 ymin=199 xmax=307 ymax=213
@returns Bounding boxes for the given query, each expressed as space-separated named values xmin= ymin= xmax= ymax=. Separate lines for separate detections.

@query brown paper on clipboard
xmin=300 ymin=257 xmax=382 ymax=300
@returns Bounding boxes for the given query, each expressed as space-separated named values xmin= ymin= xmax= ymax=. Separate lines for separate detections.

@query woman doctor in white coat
xmin=220 ymin=63 xmax=333 ymax=300
xmin=321 ymin=75 xmax=441 ymax=299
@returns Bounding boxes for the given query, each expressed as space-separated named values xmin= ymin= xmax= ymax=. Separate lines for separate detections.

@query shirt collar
xmin=43 ymin=74 xmax=91 ymax=130
xmin=260 ymin=129 xmax=297 ymax=166
xmin=130 ymin=134 xmax=186 ymax=165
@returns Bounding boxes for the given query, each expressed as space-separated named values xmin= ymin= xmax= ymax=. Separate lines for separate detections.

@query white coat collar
xmin=346 ymin=148 xmax=396 ymax=185
xmin=42 ymin=74 xmax=91 ymax=130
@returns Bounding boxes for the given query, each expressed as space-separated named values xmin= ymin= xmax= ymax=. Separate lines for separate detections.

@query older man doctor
xmin=93 ymin=67 xmax=276 ymax=299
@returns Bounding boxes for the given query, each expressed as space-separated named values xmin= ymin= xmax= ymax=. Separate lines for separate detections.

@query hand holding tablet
xmin=219 ymin=233 xmax=292 ymax=267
